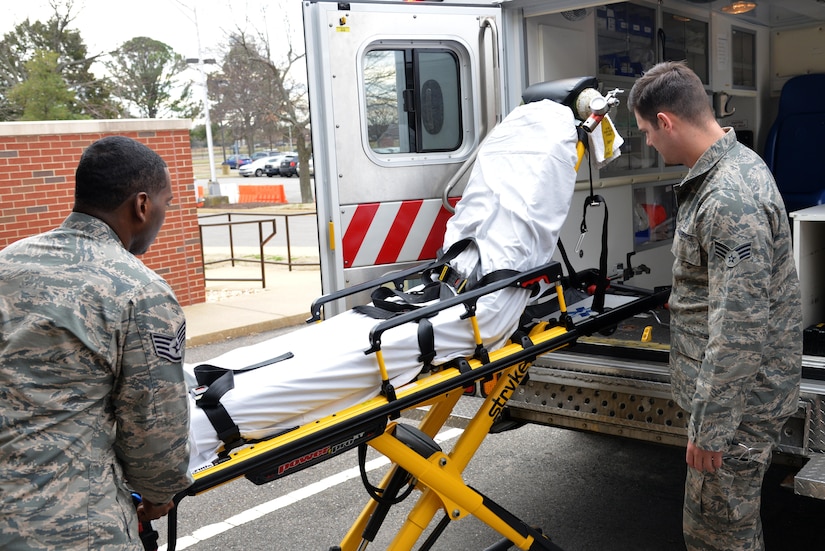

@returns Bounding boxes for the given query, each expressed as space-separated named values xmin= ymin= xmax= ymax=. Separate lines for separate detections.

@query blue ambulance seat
xmin=763 ymin=73 xmax=825 ymax=214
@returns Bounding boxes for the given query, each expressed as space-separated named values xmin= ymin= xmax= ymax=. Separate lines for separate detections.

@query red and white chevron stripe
xmin=341 ymin=198 xmax=459 ymax=268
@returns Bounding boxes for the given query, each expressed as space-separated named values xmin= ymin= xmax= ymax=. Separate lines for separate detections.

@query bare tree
xmin=207 ymin=36 xmax=267 ymax=158
xmin=210 ymin=15 xmax=312 ymax=203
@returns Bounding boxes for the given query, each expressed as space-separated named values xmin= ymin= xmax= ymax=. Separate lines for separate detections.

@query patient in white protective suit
xmin=186 ymin=98 xmax=618 ymax=472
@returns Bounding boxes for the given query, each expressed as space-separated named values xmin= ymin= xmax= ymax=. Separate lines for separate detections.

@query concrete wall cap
xmin=0 ymin=118 xmax=191 ymax=137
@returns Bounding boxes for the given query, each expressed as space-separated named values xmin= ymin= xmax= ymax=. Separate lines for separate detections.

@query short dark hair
xmin=74 ymin=136 xmax=168 ymax=211
xmin=627 ymin=61 xmax=712 ymax=129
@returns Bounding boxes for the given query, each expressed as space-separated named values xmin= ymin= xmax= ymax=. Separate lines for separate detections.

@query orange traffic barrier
xmin=258 ymin=185 xmax=287 ymax=204
xmin=238 ymin=185 xmax=257 ymax=204
xmin=237 ymin=185 xmax=287 ymax=204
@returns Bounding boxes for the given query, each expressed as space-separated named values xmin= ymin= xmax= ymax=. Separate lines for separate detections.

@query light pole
xmin=187 ymin=57 xmax=217 ymax=186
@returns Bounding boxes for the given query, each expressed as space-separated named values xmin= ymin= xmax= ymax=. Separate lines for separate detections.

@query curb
xmin=185 ymin=312 xmax=310 ymax=348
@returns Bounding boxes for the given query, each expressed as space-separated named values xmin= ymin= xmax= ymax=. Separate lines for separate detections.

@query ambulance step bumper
xmin=795 ymin=454 xmax=825 ymax=499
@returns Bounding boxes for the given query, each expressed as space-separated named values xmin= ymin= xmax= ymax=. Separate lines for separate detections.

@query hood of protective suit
xmin=443 ymin=99 xmax=579 ymax=279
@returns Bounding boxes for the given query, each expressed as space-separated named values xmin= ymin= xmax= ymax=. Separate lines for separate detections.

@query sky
xmin=3 ymin=0 xmax=304 ymax=73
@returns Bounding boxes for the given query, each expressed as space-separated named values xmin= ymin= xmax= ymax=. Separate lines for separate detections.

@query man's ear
xmin=656 ymin=112 xmax=674 ymax=131
xmin=133 ymin=191 xmax=150 ymax=223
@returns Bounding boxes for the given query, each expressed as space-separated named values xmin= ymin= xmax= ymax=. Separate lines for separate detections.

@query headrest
xmin=522 ymin=77 xmax=600 ymax=117
xmin=777 ymin=74 xmax=825 ymax=116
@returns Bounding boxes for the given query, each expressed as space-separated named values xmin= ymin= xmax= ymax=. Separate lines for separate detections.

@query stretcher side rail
xmin=366 ymin=262 xmax=565 ymax=354
xmin=307 ymin=235 xmax=534 ymax=324
xmin=308 ymin=261 xmax=423 ymax=322
xmin=307 ymin=237 xmax=482 ymax=323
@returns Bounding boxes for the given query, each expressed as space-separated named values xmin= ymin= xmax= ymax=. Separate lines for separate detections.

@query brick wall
xmin=0 ymin=119 xmax=205 ymax=306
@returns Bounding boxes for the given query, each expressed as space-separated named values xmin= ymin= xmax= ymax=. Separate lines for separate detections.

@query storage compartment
xmin=791 ymin=204 xmax=825 ymax=341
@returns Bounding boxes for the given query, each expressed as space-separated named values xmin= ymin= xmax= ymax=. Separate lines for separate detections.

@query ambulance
xmin=300 ymin=0 xmax=825 ymax=499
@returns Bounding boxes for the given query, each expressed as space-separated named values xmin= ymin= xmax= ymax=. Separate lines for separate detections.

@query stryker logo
xmin=277 ymin=431 xmax=366 ymax=475
xmin=488 ymin=362 xmax=531 ymax=419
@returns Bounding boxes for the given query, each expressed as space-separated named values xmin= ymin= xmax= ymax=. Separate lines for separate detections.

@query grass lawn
xmin=191 ymin=149 xmax=228 ymax=180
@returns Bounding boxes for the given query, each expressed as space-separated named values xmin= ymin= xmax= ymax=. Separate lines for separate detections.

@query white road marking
xmin=161 ymin=427 xmax=465 ymax=550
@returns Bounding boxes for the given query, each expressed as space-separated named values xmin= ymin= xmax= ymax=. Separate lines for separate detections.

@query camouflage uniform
xmin=0 ymin=213 xmax=194 ymax=550
xmin=670 ymin=129 xmax=801 ymax=550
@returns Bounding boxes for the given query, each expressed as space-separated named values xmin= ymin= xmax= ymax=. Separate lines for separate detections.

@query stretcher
xmin=168 ymin=258 xmax=668 ymax=550
xmin=167 ymin=78 xmax=664 ymax=550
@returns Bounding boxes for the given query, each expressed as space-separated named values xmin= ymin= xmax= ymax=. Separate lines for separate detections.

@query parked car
xmin=263 ymin=152 xmax=297 ymax=177
xmin=240 ymin=155 xmax=282 ymax=177
xmin=251 ymin=151 xmax=279 ymax=161
xmin=296 ymin=157 xmax=314 ymax=177
xmin=279 ymin=155 xmax=299 ymax=177
xmin=263 ymin=161 xmax=280 ymax=177
xmin=221 ymin=155 xmax=252 ymax=169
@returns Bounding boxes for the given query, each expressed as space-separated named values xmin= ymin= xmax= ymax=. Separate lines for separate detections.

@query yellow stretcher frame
xmin=169 ymin=259 xmax=669 ymax=551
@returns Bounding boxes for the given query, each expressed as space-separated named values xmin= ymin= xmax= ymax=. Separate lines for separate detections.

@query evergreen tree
xmin=0 ymin=6 xmax=119 ymax=121
xmin=105 ymin=36 xmax=195 ymax=119
xmin=7 ymin=50 xmax=85 ymax=121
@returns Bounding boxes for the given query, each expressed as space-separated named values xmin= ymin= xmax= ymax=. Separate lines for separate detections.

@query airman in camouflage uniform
xmin=0 ymin=136 xmax=193 ymax=550
xmin=629 ymin=62 xmax=801 ymax=550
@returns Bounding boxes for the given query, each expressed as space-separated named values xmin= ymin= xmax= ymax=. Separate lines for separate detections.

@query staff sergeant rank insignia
xmin=151 ymin=321 xmax=186 ymax=362
xmin=713 ymin=241 xmax=752 ymax=268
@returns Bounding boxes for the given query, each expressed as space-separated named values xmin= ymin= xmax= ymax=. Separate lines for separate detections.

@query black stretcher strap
xmin=417 ymin=317 xmax=436 ymax=370
xmin=581 ymin=194 xmax=609 ymax=313
xmin=556 ymin=126 xmax=609 ymax=313
xmin=193 ymin=353 xmax=295 ymax=386
xmin=352 ymin=238 xmax=477 ymax=321
xmin=474 ymin=268 xmax=521 ymax=292
xmin=193 ymin=352 xmax=294 ymax=456
xmin=353 ymin=238 xmax=481 ymax=368
xmin=369 ymin=281 xmax=454 ymax=313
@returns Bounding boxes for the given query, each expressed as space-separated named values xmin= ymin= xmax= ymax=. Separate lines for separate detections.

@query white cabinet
xmin=791 ymin=204 xmax=825 ymax=328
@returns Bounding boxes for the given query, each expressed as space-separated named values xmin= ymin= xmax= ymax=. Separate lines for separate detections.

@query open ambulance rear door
xmin=302 ymin=0 xmax=505 ymax=316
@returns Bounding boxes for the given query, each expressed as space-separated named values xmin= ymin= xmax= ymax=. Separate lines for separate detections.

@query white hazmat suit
xmin=187 ymin=99 xmax=581 ymax=471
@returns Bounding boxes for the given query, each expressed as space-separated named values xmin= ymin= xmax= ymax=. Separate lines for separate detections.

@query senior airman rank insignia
xmin=151 ymin=321 xmax=186 ymax=362
xmin=713 ymin=241 xmax=752 ymax=268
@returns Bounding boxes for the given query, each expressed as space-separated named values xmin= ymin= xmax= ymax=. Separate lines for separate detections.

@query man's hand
xmin=137 ymin=499 xmax=175 ymax=522
xmin=686 ymin=440 xmax=723 ymax=473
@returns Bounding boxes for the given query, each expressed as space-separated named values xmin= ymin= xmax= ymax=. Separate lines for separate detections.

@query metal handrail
xmin=269 ymin=212 xmax=319 ymax=271
xmin=441 ymin=15 xmax=502 ymax=214
xmin=198 ymin=212 xmax=319 ymax=288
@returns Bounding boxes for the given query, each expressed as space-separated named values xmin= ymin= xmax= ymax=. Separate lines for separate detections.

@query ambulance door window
xmin=364 ymin=48 xmax=462 ymax=155
xmin=415 ymin=50 xmax=462 ymax=152
xmin=364 ymin=50 xmax=408 ymax=154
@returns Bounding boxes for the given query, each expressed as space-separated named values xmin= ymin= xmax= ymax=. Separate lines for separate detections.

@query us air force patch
xmin=151 ymin=321 xmax=186 ymax=362
xmin=713 ymin=241 xmax=752 ymax=268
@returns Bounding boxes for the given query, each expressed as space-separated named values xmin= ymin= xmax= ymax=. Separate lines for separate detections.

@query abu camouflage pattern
xmin=682 ymin=421 xmax=783 ymax=550
xmin=0 ymin=213 xmax=193 ymax=550
xmin=669 ymin=129 xmax=801 ymax=549
xmin=669 ymin=128 xmax=801 ymax=451
xmin=683 ymin=445 xmax=772 ymax=551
